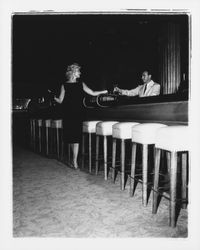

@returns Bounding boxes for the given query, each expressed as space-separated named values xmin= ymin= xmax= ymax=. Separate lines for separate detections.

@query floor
xmin=13 ymin=145 xmax=188 ymax=238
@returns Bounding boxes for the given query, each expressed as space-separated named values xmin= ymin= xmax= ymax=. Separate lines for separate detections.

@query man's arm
xmin=114 ymin=86 xmax=140 ymax=96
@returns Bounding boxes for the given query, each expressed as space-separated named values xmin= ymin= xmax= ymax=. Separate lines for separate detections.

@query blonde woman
xmin=54 ymin=63 xmax=107 ymax=169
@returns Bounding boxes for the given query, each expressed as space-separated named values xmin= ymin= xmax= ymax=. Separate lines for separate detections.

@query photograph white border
xmin=0 ymin=0 xmax=200 ymax=250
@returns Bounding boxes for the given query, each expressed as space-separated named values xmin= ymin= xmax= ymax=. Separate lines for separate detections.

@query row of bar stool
xmin=30 ymin=118 xmax=189 ymax=227
xmin=30 ymin=118 xmax=64 ymax=160
xmin=82 ymin=120 xmax=189 ymax=227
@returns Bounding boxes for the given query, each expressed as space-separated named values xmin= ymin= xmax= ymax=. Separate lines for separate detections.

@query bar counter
xmin=12 ymin=93 xmax=188 ymax=147
xmin=84 ymin=94 xmax=188 ymax=125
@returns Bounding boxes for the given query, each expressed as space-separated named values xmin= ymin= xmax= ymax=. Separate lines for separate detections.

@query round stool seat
xmin=44 ymin=119 xmax=51 ymax=128
xmin=96 ymin=121 xmax=118 ymax=136
xmin=155 ymin=126 xmax=189 ymax=151
xmin=113 ymin=122 xmax=139 ymax=139
xmin=83 ymin=121 xmax=101 ymax=133
xmin=132 ymin=123 xmax=167 ymax=144
xmin=51 ymin=119 xmax=63 ymax=129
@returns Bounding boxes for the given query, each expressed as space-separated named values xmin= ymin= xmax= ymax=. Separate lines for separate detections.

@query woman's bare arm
xmin=54 ymin=84 xmax=65 ymax=104
xmin=82 ymin=82 xmax=108 ymax=96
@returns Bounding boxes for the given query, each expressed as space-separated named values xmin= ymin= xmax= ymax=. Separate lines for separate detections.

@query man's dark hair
xmin=143 ymin=69 xmax=153 ymax=76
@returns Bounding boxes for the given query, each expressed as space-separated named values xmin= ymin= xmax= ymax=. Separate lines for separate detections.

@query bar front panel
xmin=84 ymin=100 xmax=188 ymax=125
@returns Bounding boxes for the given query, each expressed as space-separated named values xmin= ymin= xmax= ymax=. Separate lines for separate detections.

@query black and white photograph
xmin=12 ymin=10 xmax=189 ymax=235
xmin=1 ymin=0 xmax=200 ymax=249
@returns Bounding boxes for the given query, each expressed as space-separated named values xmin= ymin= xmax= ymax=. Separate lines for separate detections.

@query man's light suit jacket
xmin=121 ymin=80 xmax=160 ymax=97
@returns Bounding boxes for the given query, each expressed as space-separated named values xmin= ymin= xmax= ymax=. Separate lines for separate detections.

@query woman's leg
xmin=71 ymin=143 xmax=79 ymax=168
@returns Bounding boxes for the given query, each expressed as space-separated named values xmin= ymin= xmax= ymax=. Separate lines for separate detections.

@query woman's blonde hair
xmin=65 ymin=63 xmax=81 ymax=79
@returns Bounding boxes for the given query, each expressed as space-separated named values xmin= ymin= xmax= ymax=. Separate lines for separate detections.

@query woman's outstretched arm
xmin=54 ymin=84 xmax=65 ymax=104
xmin=82 ymin=82 xmax=108 ymax=96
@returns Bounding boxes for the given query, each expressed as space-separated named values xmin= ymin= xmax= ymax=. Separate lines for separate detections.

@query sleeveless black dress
xmin=62 ymin=82 xmax=84 ymax=143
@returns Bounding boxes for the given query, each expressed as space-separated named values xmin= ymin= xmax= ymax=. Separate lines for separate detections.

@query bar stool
xmin=36 ymin=119 xmax=43 ymax=153
xmin=95 ymin=121 xmax=118 ymax=180
xmin=130 ymin=123 xmax=167 ymax=206
xmin=152 ymin=125 xmax=189 ymax=227
xmin=44 ymin=119 xmax=51 ymax=156
xmin=112 ymin=122 xmax=139 ymax=190
xmin=51 ymin=119 xmax=63 ymax=159
xmin=30 ymin=118 xmax=36 ymax=150
xmin=82 ymin=121 xmax=101 ymax=172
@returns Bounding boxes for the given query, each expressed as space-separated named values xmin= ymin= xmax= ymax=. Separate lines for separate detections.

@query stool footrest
xmin=153 ymin=188 xmax=188 ymax=206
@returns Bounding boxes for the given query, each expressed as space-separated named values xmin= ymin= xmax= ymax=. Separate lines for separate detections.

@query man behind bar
xmin=114 ymin=70 xmax=160 ymax=97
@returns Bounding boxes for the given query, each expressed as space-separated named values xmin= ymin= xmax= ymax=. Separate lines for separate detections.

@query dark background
xmin=12 ymin=14 xmax=188 ymax=98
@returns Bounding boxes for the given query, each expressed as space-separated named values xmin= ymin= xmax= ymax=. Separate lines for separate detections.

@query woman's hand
xmin=96 ymin=90 xmax=108 ymax=96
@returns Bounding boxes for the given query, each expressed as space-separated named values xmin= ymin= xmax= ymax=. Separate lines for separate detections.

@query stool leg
xmin=112 ymin=138 xmax=117 ymax=182
xmin=49 ymin=127 xmax=52 ymax=156
xmin=50 ymin=127 xmax=54 ymax=157
xmin=51 ymin=127 xmax=54 ymax=156
xmin=38 ymin=126 xmax=42 ymax=153
xmin=60 ymin=129 xmax=64 ymax=160
xmin=45 ymin=127 xmax=49 ymax=155
xmin=121 ymin=139 xmax=125 ymax=190
xmin=35 ymin=124 xmax=38 ymax=151
xmin=152 ymin=148 xmax=161 ymax=214
xmin=95 ymin=135 xmax=100 ymax=175
xmin=81 ymin=133 xmax=85 ymax=169
xmin=33 ymin=122 xmax=36 ymax=151
xmin=166 ymin=152 xmax=170 ymax=173
xmin=89 ymin=133 xmax=92 ymax=173
xmin=103 ymin=136 xmax=108 ymax=180
xmin=181 ymin=152 xmax=187 ymax=209
xmin=68 ymin=144 xmax=71 ymax=164
xmin=130 ymin=142 xmax=137 ymax=197
xmin=170 ymin=151 xmax=178 ymax=227
xmin=142 ymin=144 xmax=148 ymax=206
xmin=30 ymin=120 xmax=33 ymax=149
xmin=56 ymin=128 xmax=60 ymax=159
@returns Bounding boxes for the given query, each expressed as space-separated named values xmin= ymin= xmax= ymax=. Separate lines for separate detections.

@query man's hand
xmin=113 ymin=87 xmax=122 ymax=95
